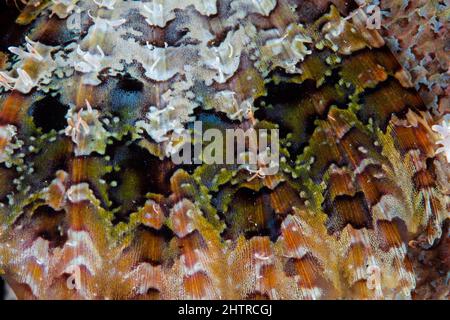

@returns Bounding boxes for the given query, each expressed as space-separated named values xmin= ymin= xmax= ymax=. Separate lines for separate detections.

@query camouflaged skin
xmin=0 ymin=0 xmax=448 ymax=299
xmin=379 ymin=0 xmax=449 ymax=116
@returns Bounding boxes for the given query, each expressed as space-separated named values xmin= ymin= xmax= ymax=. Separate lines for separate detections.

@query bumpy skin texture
xmin=379 ymin=0 xmax=449 ymax=116
xmin=0 ymin=0 xmax=448 ymax=299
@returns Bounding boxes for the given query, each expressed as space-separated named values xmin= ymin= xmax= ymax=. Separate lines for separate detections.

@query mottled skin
xmin=0 ymin=0 xmax=448 ymax=299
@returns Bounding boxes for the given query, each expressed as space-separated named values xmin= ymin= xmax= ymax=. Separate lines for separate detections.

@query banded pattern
xmin=0 ymin=0 xmax=448 ymax=299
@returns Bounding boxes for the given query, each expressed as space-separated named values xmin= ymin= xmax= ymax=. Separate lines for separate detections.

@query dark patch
xmin=357 ymin=77 xmax=425 ymax=132
xmin=255 ymin=74 xmax=347 ymax=156
xmin=413 ymin=158 xmax=437 ymax=189
xmin=325 ymin=192 xmax=372 ymax=234
xmin=164 ymin=14 xmax=191 ymax=46
xmin=29 ymin=95 xmax=70 ymax=133
xmin=117 ymin=73 xmax=144 ymax=92
xmin=31 ymin=205 xmax=68 ymax=249
xmin=0 ymin=3 xmax=27 ymax=51
xmin=141 ymin=224 xmax=174 ymax=244
xmin=222 ymin=187 xmax=283 ymax=242
xmin=105 ymin=139 xmax=177 ymax=224
xmin=108 ymin=77 xmax=145 ymax=125
xmin=28 ymin=137 xmax=72 ymax=192
xmin=0 ymin=166 xmax=17 ymax=203
xmin=123 ymin=225 xmax=172 ymax=267
xmin=294 ymin=0 xmax=335 ymax=23
xmin=192 ymin=109 xmax=242 ymax=129
xmin=33 ymin=16 xmax=82 ymax=47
